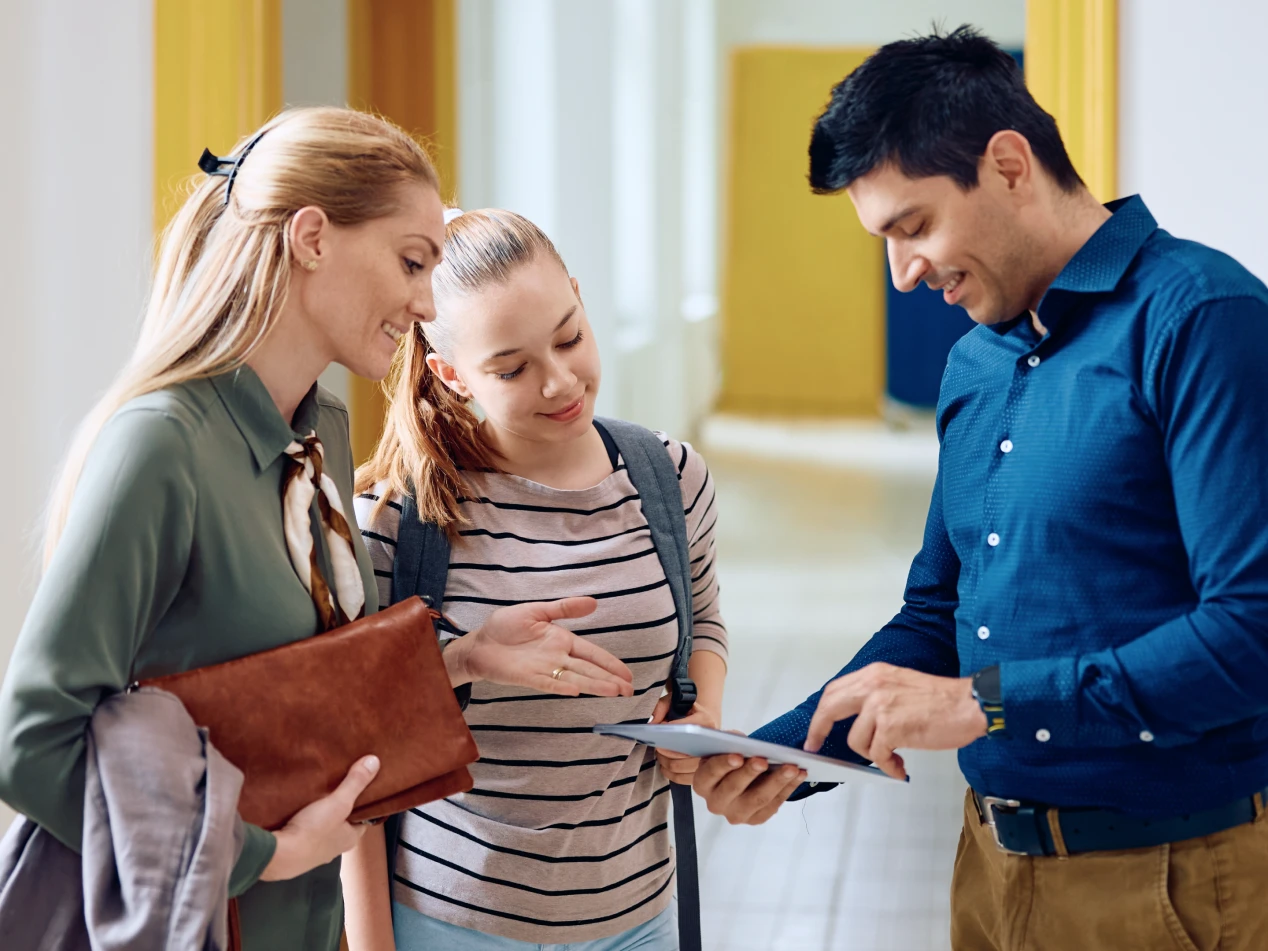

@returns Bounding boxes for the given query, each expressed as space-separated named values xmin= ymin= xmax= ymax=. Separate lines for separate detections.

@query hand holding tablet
xmin=592 ymin=723 xmax=900 ymax=784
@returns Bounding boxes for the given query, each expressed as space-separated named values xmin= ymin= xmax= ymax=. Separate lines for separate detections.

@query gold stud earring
xmin=302 ymin=260 xmax=318 ymax=272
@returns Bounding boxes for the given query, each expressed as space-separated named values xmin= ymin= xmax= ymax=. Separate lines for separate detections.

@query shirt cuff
xmin=228 ymin=822 xmax=277 ymax=898
xmin=1000 ymin=654 xmax=1169 ymax=749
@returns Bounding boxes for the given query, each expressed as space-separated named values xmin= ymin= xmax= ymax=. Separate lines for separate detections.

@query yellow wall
xmin=1025 ymin=0 xmax=1118 ymax=202
xmin=719 ymin=47 xmax=884 ymax=418
xmin=346 ymin=0 xmax=457 ymax=464
xmin=153 ymin=0 xmax=282 ymax=231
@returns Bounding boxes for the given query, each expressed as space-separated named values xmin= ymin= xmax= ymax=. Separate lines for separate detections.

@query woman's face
xmin=432 ymin=254 xmax=602 ymax=448
xmin=292 ymin=182 xmax=446 ymax=381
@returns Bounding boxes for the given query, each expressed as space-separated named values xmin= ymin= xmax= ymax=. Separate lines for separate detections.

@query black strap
xmin=593 ymin=417 xmax=701 ymax=951
xmin=383 ymin=492 xmax=454 ymax=885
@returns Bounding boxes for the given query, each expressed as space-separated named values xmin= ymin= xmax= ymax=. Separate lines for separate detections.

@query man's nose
xmin=888 ymin=242 xmax=928 ymax=294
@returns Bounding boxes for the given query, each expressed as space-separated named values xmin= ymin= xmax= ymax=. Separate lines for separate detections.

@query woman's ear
xmin=425 ymin=351 xmax=473 ymax=400
xmin=289 ymin=205 xmax=331 ymax=269
xmin=570 ymin=276 xmax=582 ymax=301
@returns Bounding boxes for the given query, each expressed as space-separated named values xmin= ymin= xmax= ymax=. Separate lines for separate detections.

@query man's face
xmin=848 ymin=162 xmax=1039 ymax=325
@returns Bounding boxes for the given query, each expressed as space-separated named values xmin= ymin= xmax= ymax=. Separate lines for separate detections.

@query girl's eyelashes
xmin=496 ymin=365 xmax=526 ymax=381
xmin=404 ymin=257 xmax=426 ymax=275
xmin=493 ymin=330 xmax=582 ymax=381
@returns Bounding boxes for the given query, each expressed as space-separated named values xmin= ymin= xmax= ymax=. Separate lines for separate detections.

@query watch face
xmin=973 ymin=666 xmax=1002 ymax=705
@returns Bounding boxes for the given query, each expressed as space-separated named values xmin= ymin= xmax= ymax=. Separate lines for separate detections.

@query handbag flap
xmin=142 ymin=596 xmax=479 ymax=830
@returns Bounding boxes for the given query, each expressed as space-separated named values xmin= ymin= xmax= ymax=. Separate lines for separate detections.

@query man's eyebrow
xmin=486 ymin=306 xmax=578 ymax=361
xmin=876 ymin=206 xmax=920 ymax=236
xmin=404 ymin=233 xmax=441 ymax=256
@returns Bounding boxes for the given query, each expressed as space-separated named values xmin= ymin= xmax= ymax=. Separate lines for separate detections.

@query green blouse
xmin=0 ymin=366 xmax=378 ymax=950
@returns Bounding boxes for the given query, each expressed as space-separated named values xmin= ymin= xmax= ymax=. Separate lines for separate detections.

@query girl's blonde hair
xmin=356 ymin=209 xmax=568 ymax=534
xmin=45 ymin=106 xmax=439 ymax=564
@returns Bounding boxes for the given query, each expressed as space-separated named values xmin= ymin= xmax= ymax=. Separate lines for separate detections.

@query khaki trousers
xmin=951 ymin=788 xmax=1268 ymax=951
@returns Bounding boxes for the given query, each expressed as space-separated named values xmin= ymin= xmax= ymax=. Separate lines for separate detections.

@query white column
xmin=283 ymin=0 xmax=352 ymax=404
xmin=0 ymin=0 xmax=154 ymax=829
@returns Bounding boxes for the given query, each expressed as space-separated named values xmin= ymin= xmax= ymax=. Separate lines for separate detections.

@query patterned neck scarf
xmin=282 ymin=433 xmax=366 ymax=630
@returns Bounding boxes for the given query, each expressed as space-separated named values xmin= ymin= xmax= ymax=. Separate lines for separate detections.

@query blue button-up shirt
xmin=753 ymin=196 xmax=1268 ymax=817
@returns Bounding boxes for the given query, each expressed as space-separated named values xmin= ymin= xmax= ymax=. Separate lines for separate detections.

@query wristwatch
xmin=971 ymin=665 xmax=1007 ymax=737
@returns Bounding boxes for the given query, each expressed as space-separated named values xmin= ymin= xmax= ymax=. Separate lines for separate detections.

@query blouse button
xmin=1000 ymin=439 xmax=1014 ymax=454
xmin=1036 ymin=729 xmax=1051 ymax=742
xmin=987 ymin=533 xmax=1001 ymax=547
xmin=1027 ymin=355 xmax=1041 ymax=368
xmin=977 ymin=626 xmax=990 ymax=640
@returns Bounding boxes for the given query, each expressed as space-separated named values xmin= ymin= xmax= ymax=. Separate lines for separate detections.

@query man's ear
xmin=981 ymin=130 xmax=1034 ymax=197
xmin=289 ymin=205 xmax=332 ymax=268
xmin=425 ymin=351 xmax=473 ymax=400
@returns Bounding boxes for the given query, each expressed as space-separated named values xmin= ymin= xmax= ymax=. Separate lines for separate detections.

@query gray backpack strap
xmin=383 ymin=491 xmax=454 ymax=894
xmin=593 ymin=418 xmax=696 ymax=715
xmin=391 ymin=492 xmax=451 ymax=611
xmin=593 ymin=417 xmax=702 ymax=951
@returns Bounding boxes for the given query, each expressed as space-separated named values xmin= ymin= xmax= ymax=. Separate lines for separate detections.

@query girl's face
xmin=429 ymin=254 xmax=602 ymax=447
xmin=292 ymin=182 xmax=446 ymax=381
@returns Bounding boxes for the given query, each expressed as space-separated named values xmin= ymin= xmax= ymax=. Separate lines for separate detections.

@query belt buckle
xmin=980 ymin=796 xmax=1026 ymax=855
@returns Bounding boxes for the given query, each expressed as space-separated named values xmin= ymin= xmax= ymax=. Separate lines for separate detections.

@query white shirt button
xmin=1035 ymin=729 xmax=1051 ymax=742
xmin=1140 ymin=731 xmax=1155 ymax=743
xmin=987 ymin=533 xmax=1001 ymax=547
xmin=977 ymin=626 xmax=990 ymax=640
xmin=1000 ymin=439 xmax=1014 ymax=454
xmin=1027 ymin=355 xmax=1041 ymax=368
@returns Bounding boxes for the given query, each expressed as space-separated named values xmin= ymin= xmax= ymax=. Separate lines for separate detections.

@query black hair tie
xmin=197 ymin=127 xmax=268 ymax=206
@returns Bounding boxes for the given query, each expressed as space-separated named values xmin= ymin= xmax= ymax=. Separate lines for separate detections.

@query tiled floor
xmin=693 ymin=418 xmax=965 ymax=951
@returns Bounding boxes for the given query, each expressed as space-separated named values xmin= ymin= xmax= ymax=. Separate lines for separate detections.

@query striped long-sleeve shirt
xmin=354 ymin=433 xmax=726 ymax=944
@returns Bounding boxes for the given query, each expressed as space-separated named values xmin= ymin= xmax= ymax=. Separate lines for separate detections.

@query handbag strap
xmin=592 ymin=417 xmax=702 ymax=951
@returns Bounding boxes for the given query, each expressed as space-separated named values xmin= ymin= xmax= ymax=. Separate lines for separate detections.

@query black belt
xmin=972 ymin=786 xmax=1268 ymax=857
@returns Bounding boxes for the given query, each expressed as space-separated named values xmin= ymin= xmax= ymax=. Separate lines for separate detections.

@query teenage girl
xmin=345 ymin=209 xmax=729 ymax=950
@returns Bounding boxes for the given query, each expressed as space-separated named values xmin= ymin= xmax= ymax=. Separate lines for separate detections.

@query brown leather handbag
xmin=139 ymin=595 xmax=478 ymax=831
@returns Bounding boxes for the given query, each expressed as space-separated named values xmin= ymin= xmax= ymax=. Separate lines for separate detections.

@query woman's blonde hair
xmin=44 ymin=106 xmax=440 ymax=564
xmin=356 ymin=209 xmax=568 ymax=534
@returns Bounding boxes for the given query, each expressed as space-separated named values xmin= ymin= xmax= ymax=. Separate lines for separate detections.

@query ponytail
xmin=356 ymin=327 xmax=498 ymax=535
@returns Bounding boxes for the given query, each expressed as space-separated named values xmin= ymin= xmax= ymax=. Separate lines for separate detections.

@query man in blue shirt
xmin=693 ymin=26 xmax=1268 ymax=949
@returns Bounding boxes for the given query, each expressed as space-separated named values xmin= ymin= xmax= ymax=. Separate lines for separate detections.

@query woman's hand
xmin=259 ymin=755 xmax=381 ymax=882
xmin=444 ymin=597 xmax=634 ymax=697
xmin=648 ymin=695 xmax=721 ymax=784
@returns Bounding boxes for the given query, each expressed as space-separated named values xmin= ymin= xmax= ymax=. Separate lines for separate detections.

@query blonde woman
xmin=0 ymin=110 xmax=632 ymax=951
xmin=344 ymin=209 xmax=729 ymax=951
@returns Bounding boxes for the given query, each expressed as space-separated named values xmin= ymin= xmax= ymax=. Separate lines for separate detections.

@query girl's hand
xmin=649 ymin=695 xmax=721 ymax=784
xmin=260 ymin=755 xmax=381 ymax=882
xmin=445 ymin=597 xmax=634 ymax=697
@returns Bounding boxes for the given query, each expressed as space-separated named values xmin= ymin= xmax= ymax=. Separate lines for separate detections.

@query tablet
xmin=592 ymin=723 xmax=899 ymax=784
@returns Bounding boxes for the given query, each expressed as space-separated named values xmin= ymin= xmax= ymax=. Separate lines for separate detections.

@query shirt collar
xmin=210 ymin=365 xmax=322 ymax=471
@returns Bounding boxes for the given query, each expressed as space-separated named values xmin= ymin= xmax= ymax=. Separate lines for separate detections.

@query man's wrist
xmin=971 ymin=665 xmax=1006 ymax=737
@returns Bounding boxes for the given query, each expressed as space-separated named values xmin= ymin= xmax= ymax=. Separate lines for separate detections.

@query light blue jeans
xmin=391 ymin=900 xmax=678 ymax=951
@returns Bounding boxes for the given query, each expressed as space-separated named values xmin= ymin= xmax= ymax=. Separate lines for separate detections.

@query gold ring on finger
xmin=551 ymin=667 xmax=566 ymax=680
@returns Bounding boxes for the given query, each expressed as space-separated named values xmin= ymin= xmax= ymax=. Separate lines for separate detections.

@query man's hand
xmin=803 ymin=663 xmax=987 ymax=780
xmin=648 ymin=695 xmax=721 ymax=784
xmin=691 ymin=750 xmax=806 ymax=825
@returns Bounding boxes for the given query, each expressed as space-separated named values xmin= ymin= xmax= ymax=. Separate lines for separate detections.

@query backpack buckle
xmin=669 ymin=677 xmax=697 ymax=718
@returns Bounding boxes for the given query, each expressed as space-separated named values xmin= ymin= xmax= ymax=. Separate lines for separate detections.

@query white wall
xmin=283 ymin=0 xmax=353 ymax=403
xmin=1119 ymin=0 xmax=1268 ymax=281
xmin=0 ymin=0 xmax=153 ymax=829
xmin=715 ymin=0 xmax=1025 ymax=48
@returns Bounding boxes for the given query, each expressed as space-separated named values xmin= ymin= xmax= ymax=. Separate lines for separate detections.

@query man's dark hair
xmin=809 ymin=25 xmax=1082 ymax=194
